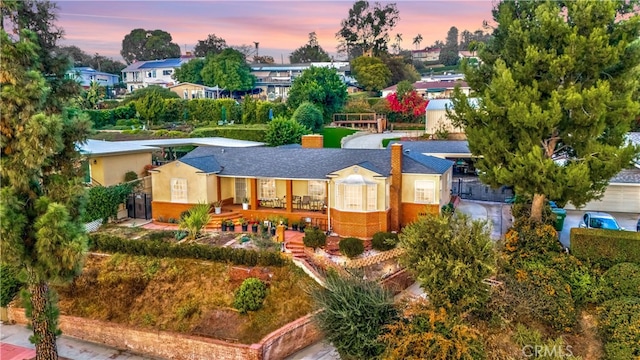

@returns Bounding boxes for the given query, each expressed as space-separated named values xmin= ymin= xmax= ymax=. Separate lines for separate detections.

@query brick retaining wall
xmin=8 ymin=307 xmax=320 ymax=360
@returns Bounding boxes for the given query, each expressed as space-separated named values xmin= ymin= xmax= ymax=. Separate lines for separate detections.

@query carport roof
xmin=391 ymin=140 xmax=472 ymax=156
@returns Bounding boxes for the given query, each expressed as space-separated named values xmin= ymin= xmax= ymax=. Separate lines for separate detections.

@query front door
xmin=235 ymin=178 xmax=247 ymax=204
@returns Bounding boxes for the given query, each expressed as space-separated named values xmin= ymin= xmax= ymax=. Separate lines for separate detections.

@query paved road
xmin=559 ymin=210 xmax=639 ymax=249
xmin=0 ymin=323 xmax=155 ymax=359
xmin=341 ymin=132 xmax=407 ymax=149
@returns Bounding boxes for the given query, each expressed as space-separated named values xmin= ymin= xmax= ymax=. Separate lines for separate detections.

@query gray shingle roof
xmin=177 ymin=146 xmax=451 ymax=179
xmin=610 ymin=168 xmax=640 ymax=184
xmin=393 ymin=140 xmax=471 ymax=155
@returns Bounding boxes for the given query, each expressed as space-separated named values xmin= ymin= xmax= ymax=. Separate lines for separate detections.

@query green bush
xmin=303 ymin=227 xmax=326 ymax=249
xmin=88 ymin=233 xmax=288 ymax=267
xmin=190 ymin=127 xmax=267 ymax=142
xmin=597 ymin=263 xmax=640 ymax=302
xmin=511 ymin=324 xmax=580 ymax=359
xmin=0 ymin=263 xmax=22 ymax=307
xmin=597 ymin=297 xmax=640 ymax=359
xmin=339 ymin=237 xmax=364 ymax=259
xmin=233 ymin=278 xmax=267 ymax=313
xmin=570 ymin=228 xmax=640 ymax=268
xmin=371 ymin=231 xmax=398 ymax=251
xmin=292 ymin=101 xmax=324 ymax=133
xmin=265 ymin=116 xmax=310 ymax=146
xmin=82 ymin=183 xmax=136 ymax=223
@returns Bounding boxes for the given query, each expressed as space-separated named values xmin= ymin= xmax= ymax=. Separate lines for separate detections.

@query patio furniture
xmin=301 ymin=196 xmax=311 ymax=210
xmin=293 ymin=195 xmax=302 ymax=209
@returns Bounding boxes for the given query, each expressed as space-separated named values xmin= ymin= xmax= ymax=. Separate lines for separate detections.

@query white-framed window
xmin=367 ymin=184 xmax=377 ymax=211
xmin=415 ymin=180 xmax=436 ymax=204
xmin=258 ymin=178 xmax=276 ymax=199
xmin=308 ymin=180 xmax=325 ymax=200
xmin=171 ymin=178 xmax=188 ymax=203
xmin=343 ymin=184 xmax=362 ymax=210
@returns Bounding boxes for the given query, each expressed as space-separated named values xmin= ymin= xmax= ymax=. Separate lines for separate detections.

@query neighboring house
xmin=421 ymin=73 xmax=465 ymax=83
xmin=381 ymin=81 xmax=470 ymax=99
xmin=66 ymin=67 xmax=120 ymax=88
xmin=458 ymin=51 xmax=480 ymax=64
xmin=122 ymin=56 xmax=195 ymax=93
xmin=168 ymin=82 xmax=225 ymax=100
xmin=150 ymin=136 xmax=453 ymax=238
xmin=425 ymin=98 xmax=478 ymax=136
xmin=251 ymin=62 xmax=352 ymax=100
xmin=565 ymin=132 xmax=640 ymax=213
xmin=411 ymin=47 xmax=441 ymax=62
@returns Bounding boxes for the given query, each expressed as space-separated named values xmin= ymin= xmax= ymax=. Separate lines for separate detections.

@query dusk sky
xmin=55 ymin=0 xmax=496 ymax=63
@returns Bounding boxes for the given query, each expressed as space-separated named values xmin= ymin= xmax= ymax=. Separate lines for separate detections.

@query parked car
xmin=579 ymin=212 xmax=624 ymax=231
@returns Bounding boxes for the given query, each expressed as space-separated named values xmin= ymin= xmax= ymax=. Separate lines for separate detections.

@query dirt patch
xmin=567 ymin=310 xmax=603 ymax=360
xmin=192 ymin=309 xmax=244 ymax=341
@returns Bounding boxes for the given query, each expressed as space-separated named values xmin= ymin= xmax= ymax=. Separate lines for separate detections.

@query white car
xmin=578 ymin=212 xmax=624 ymax=231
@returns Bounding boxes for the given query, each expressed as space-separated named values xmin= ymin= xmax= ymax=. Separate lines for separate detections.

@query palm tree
xmin=413 ymin=34 xmax=423 ymax=50
xmin=395 ymin=33 xmax=403 ymax=54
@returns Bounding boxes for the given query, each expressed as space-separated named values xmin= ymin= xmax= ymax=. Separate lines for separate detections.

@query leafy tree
xmin=123 ymin=85 xmax=179 ymax=105
xmin=380 ymin=301 xmax=485 ymax=360
xmin=241 ymin=95 xmax=258 ymax=124
xmin=311 ymin=272 xmax=397 ymax=360
xmin=0 ymin=263 xmax=22 ymax=307
xmin=412 ymin=33 xmax=423 ymax=50
xmin=386 ymin=90 xmax=427 ymax=123
xmin=449 ymin=0 xmax=640 ymax=221
xmin=399 ymin=213 xmax=495 ymax=312
xmin=287 ymin=66 xmax=347 ymax=122
xmin=173 ymin=57 xmax=205 ymax=84
xmin=391 ymin=33 xmax=402 ymax=54
xmin=381 ymin=54 xmax=420 ymax=85
xmin=233 ymin=278 xmax=267 ymax=313
xmin=135 ymin=91 xmax=166 ymax=127
xmin=178 ymin=203 xmax=212 ymax=241
xmin=201 ymin=48 xmax=255 ymax=95
xmin=438 ymin=26 xmax=459 ymax=66
xmin=395 ymin=80 xmax=413 ymax=99
xmin=265 ymin=116 xmax=311 ymax=146
xmin=120 ymin=28 xmax=181 ymax=64
xmin=351 ymin=56 xmax=392 ymax=92
xmin=194 ymin=33 xmax=227 ymax=57
xmin=1 ymin=26 xmax=91 ymax=359
xmin=57 ymin=45 xmax=92 ymax=66
xmin=292 ymin=101 xmax=324 ymax=133
xmin=58 ymin=45 xmax=126 ymax=75
xmin=290 ymin=32 xmax=332 ymax=63
xmin=82 ymin=183 xmax=137 ymax=223
xmin=1 ymin=0 xmax=81 ymax=113
xmin=336 ymin=0 xmax=400 ymax=58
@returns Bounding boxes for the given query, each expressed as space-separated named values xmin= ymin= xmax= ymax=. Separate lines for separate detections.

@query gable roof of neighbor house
xmin=177 ymin=146 xmax=453 ymax=180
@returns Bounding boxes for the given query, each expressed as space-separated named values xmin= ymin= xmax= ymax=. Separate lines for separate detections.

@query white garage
xmin=565 ymin=168 xmax=640 ymax=213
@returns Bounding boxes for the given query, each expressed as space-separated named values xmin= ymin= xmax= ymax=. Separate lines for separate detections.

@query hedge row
xmin=86 ymin=104 xmax=137 ymax=129
xmin=89 ymin=233 xmax=288 ymax=267
xmin=190 ymin=127 xmax=267 ymax=142
xmin=570 ymin=228 xmax=640 ymax=268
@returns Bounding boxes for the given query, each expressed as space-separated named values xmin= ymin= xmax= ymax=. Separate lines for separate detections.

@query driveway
xmin=341 ymin=132 xmax=407 ymax=149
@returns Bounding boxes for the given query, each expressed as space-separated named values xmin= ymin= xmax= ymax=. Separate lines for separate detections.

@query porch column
xmin=286 ymin=180 xmax=293 ymax=212
xmin=216 ymin=176 xmax=222 ymax=203
xmin=250 ymin=178 xmax=258 ymax=210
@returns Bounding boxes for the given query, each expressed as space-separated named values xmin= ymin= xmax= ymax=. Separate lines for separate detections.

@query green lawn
xmin=381 ymin=137 xmax=401 ymax=148
xmin=320 ymin=127 xmax=358 ymax=148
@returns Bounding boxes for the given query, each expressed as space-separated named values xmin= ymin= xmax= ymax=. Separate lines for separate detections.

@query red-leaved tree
xmin=386 ymin=91 xmax=427 ymax=123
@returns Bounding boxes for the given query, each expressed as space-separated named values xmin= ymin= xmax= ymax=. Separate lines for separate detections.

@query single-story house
xmin=66 ymin=67 xmax=120 ymax=88
xmin=425 ymin=98 xmax=478 ymax=136
xmin=381 ymin=81 xmax=470 ymax=99
xmin=150 ymin=135 xmax=454 ymax=238
xmin=168 ymin=83 xmax=225 ymax=100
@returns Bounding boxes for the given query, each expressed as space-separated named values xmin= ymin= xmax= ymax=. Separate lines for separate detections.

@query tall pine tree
xmin=450 ymin=0 xmax=640 ymax=221
xmin=1 ymin=5 xmax=91 ymax=359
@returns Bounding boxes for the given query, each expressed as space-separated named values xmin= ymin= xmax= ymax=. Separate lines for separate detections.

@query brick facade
xmin=301 ymin=135 xmax=324 ymax=149
xmin=401 ymin=203 xmax=440 ymax=227
xmin=389 ymin=144 xmax=403 ymax=231
xmin=330 ymin=208 xmax=389 ymax=238
xmin=8 ymin=308 xmax=321 ymax=360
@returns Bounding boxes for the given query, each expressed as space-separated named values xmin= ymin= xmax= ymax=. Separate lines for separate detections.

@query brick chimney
xmin=390 ymin=143 xmax=403 ymax=231
xmin=301 ymin=134 xmax=324 ymax=149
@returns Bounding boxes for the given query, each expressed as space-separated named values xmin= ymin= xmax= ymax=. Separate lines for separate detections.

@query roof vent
xmin=404 ymin=149 xmax=410 ymax=154
xmin=221 ymin=149 xmax=225 ymax=153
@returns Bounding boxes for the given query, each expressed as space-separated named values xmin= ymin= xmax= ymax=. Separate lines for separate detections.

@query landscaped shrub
xmin=0 ymin=263 xmax=22 ymax=307
xmin=292 ymin=101 xmax=324 ymax=133
xmin=371 ymin=231 xmax=398 ymax=251
xmin=303 ymin=227 xmax=326 ymax=249
xmin=190 ymin=127 xmax=267 ymax=142
xmin=82 ymin=183 xmax=136 ymax=223
xmin=597 ymin=297 xmax=640 ymax=359
xmin=339 ymin=237 xmax=364 ymax=259
xmin=570 ymin=228 xmax=640 ymax=268
xmin=88 ymin=233 xmax=288 ymax=267
xmin=381 ymin=301 xmax=485 ymax=360
xmin=179 ymin=203 xmax=212 ymax=241
xmin=597 ymin=263 xmax=640 ymax=302
xmin=511 ymin=324 xmax=580 ymax=360
xmin=503 ymin=220 xmax=562 ymax=263
xmin=233 ymin=278 xmax=267 ymax=313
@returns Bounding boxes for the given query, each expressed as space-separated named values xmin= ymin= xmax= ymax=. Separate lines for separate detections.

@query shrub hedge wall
xmin=190 ymin=127 xmax=267 ymax=142
xmin=570 ymin=228 xmax=640 ymax=268
xmin=89 ymin=233 xmax=287 ymax=267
